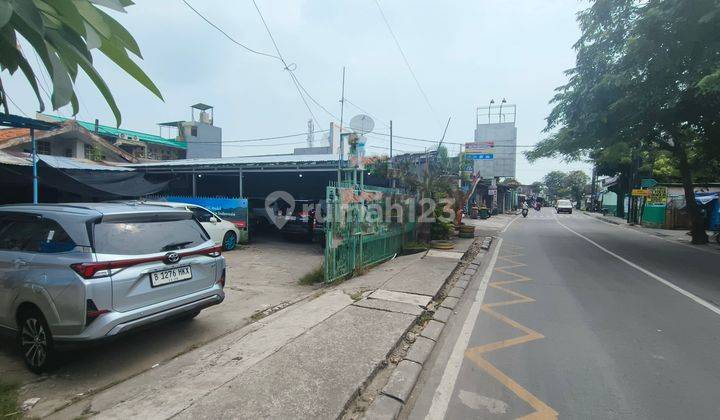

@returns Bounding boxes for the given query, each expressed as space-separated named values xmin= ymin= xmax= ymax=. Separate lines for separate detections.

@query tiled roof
xmin=0 ymin=128 xmax=30 ymax=144
xmin=41 ymin=114 xmax=187 ymax=150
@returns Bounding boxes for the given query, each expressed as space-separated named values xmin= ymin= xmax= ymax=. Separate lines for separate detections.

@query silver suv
xmin=0 ymin=203 xmax=226 ymax=373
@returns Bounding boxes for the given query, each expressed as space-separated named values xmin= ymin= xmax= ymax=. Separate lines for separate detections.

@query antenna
xmin=306 ymin=119 xmax=314 ymax=147
xmin=349 ymin=114 xmax=375 ymax=135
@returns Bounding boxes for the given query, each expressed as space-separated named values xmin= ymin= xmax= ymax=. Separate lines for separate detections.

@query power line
xmin=250 ymin=0 xmax=323 ymax=130
xmin=180 ymin=0 xmax=280 ymax=60
xmin=343 ymin=98 xmax=390 ymax=128
xmin=224 ymin=129 xmax=328 ymax=143
xmin=373 ymin=0 xmax=439 ymax=125
xmin=5 ymin=93 xmax=28 ymax=116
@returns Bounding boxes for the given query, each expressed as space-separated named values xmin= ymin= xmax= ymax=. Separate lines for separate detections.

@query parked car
xmin=556 ymin=199 xmax=574 ymax=214
xmin=141 ymin=201 xmax=242 ymax=251
xmin=0 ymin=203 xmax=226 ymax=372
xmin=279 ymin=200 xmax=326 ymax=245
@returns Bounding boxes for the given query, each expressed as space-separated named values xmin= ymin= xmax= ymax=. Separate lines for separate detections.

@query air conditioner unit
xmin=119 ymin=133 xmax=128 ymax=140
xmin=132 ymin=136 xmax=140 ymax=142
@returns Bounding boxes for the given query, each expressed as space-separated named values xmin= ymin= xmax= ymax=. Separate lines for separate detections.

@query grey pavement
xmin=405 ymin=211 xmax=720 ymax=420
xmin=47 ymin=232 xmax=472 ymax=420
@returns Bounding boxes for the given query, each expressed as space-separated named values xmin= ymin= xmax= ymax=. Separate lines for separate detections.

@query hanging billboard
xmin=473 ymin=123 xmax=517 ymax=178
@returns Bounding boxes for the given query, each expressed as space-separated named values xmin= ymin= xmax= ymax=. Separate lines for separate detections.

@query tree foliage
xmin=526 ymin=0 xmax=720 ymax=243
xmin=0 ymin=0 xmax=162 ymax=126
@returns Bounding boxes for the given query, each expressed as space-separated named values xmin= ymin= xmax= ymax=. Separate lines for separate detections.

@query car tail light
xmin=232 ymin=220 xmax=247 ymax=229
xmin=71 ymin=245 xmax=223 ymax=279
xmin=216 ymin=268 xmax=226 ymax=288
xmin=85 ymin=299 xmax=109 ymax=325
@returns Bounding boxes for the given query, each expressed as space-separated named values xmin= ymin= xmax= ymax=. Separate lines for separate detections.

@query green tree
xmin=526 ymin=0 xmax=720 ymax=244
xmin=542 ymin=171 xmax=567 ymax=201
xmin=563 ymin=170 xmax=590 ymax=209
xmin=0 ymin=0 xmax=162 ymax=126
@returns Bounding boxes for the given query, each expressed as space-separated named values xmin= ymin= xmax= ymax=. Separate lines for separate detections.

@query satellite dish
xmin=349 ymin=114 xmax=375 ymax=134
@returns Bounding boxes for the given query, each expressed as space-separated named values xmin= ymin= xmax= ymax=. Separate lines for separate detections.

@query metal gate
xmin=324 ymin=181 xmax=416 ymax=283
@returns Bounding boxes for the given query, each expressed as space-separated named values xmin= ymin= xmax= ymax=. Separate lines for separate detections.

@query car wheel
xmin=222 ymin=231 xmax=237 ymax=251
xmin=17 ymin=309 xmax=55 ymax=374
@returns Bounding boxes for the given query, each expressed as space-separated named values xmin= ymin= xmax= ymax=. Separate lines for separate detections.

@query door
xmin=0 ymin=213 xmax=36 ymax=328
xmin=189 ymin=206 xmax=225 ymax=244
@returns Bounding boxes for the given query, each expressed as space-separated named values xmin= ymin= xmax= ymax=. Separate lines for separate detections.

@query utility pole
xmin=338 ymin=66 xmax=346 ymax=183
xmin=590 ymin=165 xmax=597 ymax=212
xmin=31 ymin=128 xmax=37 ymax=204
xmin=390 ymin=120 xmax=395 ymax=189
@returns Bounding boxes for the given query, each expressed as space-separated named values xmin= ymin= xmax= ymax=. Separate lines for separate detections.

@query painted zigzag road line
xmin=464 ymin=247 xmax=558 ymax=420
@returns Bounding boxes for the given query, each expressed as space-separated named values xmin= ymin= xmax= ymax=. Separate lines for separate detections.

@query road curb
xmin=361 ymin=237 xmax=495 ymax=419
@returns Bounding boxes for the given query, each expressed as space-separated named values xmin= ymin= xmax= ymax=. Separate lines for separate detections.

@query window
xmin=65 ymin=148 xmax=74 ymax=158
xmin=36 ymin=141 xmax=51 ymax=155
xmin=0 ymin=215 xmax=76 ymax=253
xmin=189 ymin=206 xmax=215 ymax=223
xmin=93 ymin=218 xmax=208 ymax=255
xmin=191 ymin=126 xmax=198 ymax=137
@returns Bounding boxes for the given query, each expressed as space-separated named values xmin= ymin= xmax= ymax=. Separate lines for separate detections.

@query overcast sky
xmin=4 ymin=0 xmax=592 ymax=183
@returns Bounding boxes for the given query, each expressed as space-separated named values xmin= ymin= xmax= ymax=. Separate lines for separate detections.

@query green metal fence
xmin=324 ymin=181 xmax=416 ymax=283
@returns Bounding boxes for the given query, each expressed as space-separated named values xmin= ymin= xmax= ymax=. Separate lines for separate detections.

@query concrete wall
xmin=186 ymin=123 xmax=222 ymax=159
xmin=473 ymin=122 xmax=517 ymax=178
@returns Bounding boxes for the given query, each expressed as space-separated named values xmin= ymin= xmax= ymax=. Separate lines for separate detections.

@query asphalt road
xmin=405 ymin=211 xmax=720 ymax=419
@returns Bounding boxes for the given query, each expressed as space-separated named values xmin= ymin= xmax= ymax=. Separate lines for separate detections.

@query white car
xmin=143 ymin=202 xmax=242 ymax=250
xmin=556 ymin=199 xmax=573 ymax=214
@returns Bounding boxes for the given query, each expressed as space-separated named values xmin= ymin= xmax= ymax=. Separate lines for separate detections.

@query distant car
xmin=0 ymin=203 xmax=225 ymax=372
xmin=142 ymin=202 xmax=242 ymax=251
xmin=556 ymin=199 xmax=573 ymax=214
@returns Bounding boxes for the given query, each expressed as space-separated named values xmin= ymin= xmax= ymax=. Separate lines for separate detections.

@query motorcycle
xmin=522 ymin=208 xmax=529 ymax=218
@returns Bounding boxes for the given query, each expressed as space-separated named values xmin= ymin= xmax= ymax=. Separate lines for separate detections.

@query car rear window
xmin=93 ymin=219 xmax=209 ymax=255
xmin=558 ymin=200 xmax=571 ymax=206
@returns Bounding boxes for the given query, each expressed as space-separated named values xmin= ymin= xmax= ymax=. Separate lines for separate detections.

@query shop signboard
xmin=648 ymin=187 xmax=667 ymax=205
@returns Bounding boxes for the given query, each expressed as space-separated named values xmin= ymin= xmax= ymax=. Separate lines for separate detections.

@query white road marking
xmin=425 ymin=238 xmax=503 ymax=420
xmin=555 ymin=218 xmax=720 ymax=317
xmin=501 ymin=216 xmax=519 ymax=233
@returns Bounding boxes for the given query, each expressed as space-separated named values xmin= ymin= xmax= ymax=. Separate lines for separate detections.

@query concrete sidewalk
xmin=48 ymin=237 xmax=479 ymax=420
xmin=583 ymin=211 xmax=720 ymax=253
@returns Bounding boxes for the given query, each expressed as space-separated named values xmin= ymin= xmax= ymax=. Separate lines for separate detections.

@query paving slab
xmin=456 ymin=279 xmax=469 ymax=289
xmin=405 ymin=336 xmax=435 ymax=365
xmin=382 ymin=360 xmax=422 ymax=403
xmin=175 ymin=305 xmax=415 ymax=420
xmin=440 ymin=296 xmax=459 ymax=310
xmin=420 ymin=320 xmax=445 ymax=342
xmin=383 ymin=257 xmax=458 ymax=297
xmin=353 ymin=297 xmax=424 ymax=316
xmin=363 ymin=394 xmax=403 ymax=420
xmin=433 ymin=307 xmax=453 ymax=323
xmin=50 ymin=291 xmax=355 ymax=420
xmin=447 ymin=286 xmax=465 ymax=298
xmin=425 ymin=249 xmax=464 ymax=260
xmin=369 ymin=289 xmax=432 ymax=307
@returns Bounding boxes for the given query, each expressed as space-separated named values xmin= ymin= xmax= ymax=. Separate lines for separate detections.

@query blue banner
xmin=467 ymin=153 xmax=494 ymax=160
xmin=166 ymin=196 xmax=248 ymax=228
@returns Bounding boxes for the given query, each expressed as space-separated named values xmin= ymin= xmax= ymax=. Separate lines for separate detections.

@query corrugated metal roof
xmin=0 ymin=150 xmax=31 ymax=166
xmin=125 ymin=153 xmax=343 ymax=168
xmin=41 ymin=114 xmax=187 ymax=150
xmin=39 ymin=155 xmax=134 ymax=171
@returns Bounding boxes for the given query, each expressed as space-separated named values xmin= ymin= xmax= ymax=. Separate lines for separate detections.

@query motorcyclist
xmin=521 ymin=201 xmax=529 ymax=217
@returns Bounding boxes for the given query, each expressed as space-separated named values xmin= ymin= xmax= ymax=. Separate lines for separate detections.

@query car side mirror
xmin=209 ymin=216 xmax=219 ymax=223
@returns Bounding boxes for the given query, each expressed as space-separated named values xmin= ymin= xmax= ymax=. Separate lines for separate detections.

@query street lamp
xmin=488 ymin=99 xmax=495 ymax=123
xmin=499 ymin=98 xmax=507 ymax=123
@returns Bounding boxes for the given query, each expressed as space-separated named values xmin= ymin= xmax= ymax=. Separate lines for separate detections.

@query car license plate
xmin=150 ymin=266 xmax=192 ymax=287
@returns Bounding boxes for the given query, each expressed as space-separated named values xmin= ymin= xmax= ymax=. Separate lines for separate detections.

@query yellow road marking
xmin=464 ymin=246 xmax=558 ymax=419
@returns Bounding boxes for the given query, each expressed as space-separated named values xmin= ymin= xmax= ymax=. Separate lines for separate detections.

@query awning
xmin=696 ymin=192 xmax=718 ymax=205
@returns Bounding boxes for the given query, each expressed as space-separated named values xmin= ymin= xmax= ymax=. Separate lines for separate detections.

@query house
xmin=0 ymin=119 xmax=135 ymax=163
xmin=37 ymin=114 xmax=187 ymax=160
